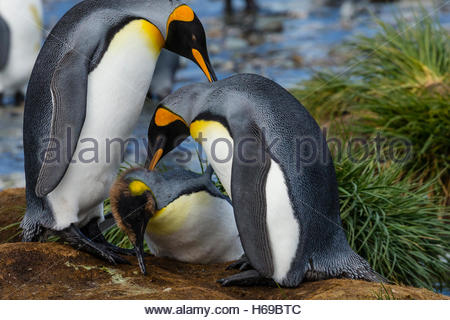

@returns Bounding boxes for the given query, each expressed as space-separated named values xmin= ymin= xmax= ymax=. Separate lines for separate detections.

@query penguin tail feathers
xmin=203 ymin=165 xmax=215 ymax=180
xmin=345 ymin=253 xmax=388 ymax=283
xmin=305 ymin=251 xmax=388 ymax=284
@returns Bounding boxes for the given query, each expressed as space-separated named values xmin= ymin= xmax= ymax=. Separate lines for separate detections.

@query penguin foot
xmin=57 ymin=224 xmax=130 ymax=265
xmin=81 ymin=218 xmax=136 ymax=256
xmin=226 ymin=255 xmax=252 ymax=271
xmin=99 ymin=212 xmax=115 ymax=232
xmin=218 ymin=270 xmax=275 ymax=287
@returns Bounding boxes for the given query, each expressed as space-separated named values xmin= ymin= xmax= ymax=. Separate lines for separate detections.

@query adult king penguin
xmin=146 ymin=74 xmax=385 ymax=287
xmin=22 ymin=0 xmax=217 ymax=264
xmin=110 ymin=165 xmax=243 ymax=274
xmin=0 ymin=0 xmax=43 ymax=106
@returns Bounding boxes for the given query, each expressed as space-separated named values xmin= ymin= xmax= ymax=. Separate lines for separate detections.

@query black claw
xmin=218 ymin=270 xmax=273 ymax=287
xmin=81 ymin=218 xmax=136 ymax=256
xmin=56 ymin=223 xmax=131 ymax=265
xmin=226 ymin=255 xmax=252 ymax=271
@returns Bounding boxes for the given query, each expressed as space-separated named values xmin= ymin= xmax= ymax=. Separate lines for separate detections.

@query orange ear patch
xmin=154 ymin=108 xmax=187 ymax=127
xmin=167 ymin=5 xmax=195 ymax=35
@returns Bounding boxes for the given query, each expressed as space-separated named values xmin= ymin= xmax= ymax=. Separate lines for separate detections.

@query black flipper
xmin=226 ymin=255 xmax=252 ymax=271
xmin=56 ymin=224 xmax=130 ymax=265
xmin=204 ymin=164 xmax=214 ymax=179
xmin=35 ymin=49 xmax=89 ymax=197
xmin=230 ymin=128 xmax=274 ymax=279
xmin=0 ymin=14 xmax=10 ymax=71
xmin=81 ymin=219 xmax=136 ymax=256
xmin=218 ymin=270 xmax=275 ymax=287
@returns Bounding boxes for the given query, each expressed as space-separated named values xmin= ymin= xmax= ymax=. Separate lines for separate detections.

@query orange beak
xmin=148 ymin=148 xmax=164 ymax=171
xmin=192 ymin=49 xmax=217 ymax=82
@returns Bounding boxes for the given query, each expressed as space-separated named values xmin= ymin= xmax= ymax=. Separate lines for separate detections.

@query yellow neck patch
xmin=110 ymin=20 xmax=164 ymax=55
xmin=129 ymin=180 xmax=150 ymax=196
xmin=166 ymin=5 xmax=195 ymax=36
xmin=190 ymin=120 xmax=229 ymax=142
xmin=154 ymin=107 xmax=187 ymax=127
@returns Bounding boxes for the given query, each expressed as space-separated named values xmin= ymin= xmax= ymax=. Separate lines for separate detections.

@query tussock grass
xmin=292 ymin=13 xmax=450 ymax=194
xmin=335 ymin=147 xmax=449 ymax=290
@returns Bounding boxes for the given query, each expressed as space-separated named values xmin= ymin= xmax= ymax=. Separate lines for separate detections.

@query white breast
xmin=48 ymin=20 xmax=163 ymax=229
xmin=145 ymin=191 xmax=243 ymax=263
xmin=0 ymin=0 xmax=42 ymax=93
xmin=265 ymin=160 xmax=300 ymax=284
xmin=190 ymin=120 xmax=234 ymax=197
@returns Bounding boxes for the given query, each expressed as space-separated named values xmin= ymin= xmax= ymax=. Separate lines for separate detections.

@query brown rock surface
xmin=0 ymin=188 xmax=446 ymax=300
xmin=0 ymin=242 xmax=446 ymax=300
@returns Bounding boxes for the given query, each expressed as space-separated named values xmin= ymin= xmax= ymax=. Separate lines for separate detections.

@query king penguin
xmin=145 ymin=73 xmax=386 ymax=287
xmin=109 ymin=165 xmax=243 ymax=274
xmin=0 ymin=0 xmax=43 ymax=106
xmin=22 ymin=0 xmax=217 ymax=264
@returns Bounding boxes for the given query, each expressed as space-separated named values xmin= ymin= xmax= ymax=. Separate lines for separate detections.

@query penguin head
xmin=110 ymin=168 xmax=157 ymax=274
xmin=164 ymin=4 xmax=217 ymax=82
xmin=146 ymin=105 xmax=190 ymax=170
xmin=146 ymin=83 xmax=210 ymax=170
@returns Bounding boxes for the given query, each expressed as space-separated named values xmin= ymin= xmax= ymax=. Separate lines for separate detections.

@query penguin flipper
xmin=204 ymin=164 xmax=214 ymax=179
xmin=35 ymin=49 xmax=89 ymax=197
xmin=230 ymin=134 xmax=274 ymax=279
xmin=0 ymin=14 xmax=10 ymax=71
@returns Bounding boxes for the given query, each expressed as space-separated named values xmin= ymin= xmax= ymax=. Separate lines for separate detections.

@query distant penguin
xmin=0 ymin=0 xmax=42 ymax=106
xmin=145 ymin=74 xmax=385 ymax=287
xmin=22 ymin=0 xmax=217 ymax=264
xmin=110 ymin=165 xmax=243 ymax=274
xmin=148 ymin=49 xmax=180 ymax=101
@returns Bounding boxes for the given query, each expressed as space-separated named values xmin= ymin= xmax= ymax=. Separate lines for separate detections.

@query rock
xmin=224 ymin=37 xmax=248 ymax=51
xmin=0 ymin=189 xmax=446 ymax=300
xmin=255 ymin=17 xmax=284 ymax=33
xmin=0 ymin=242 xmax=446 ymax=299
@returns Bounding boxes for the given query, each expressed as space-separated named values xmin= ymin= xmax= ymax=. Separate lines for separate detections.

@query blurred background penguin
xmin=0 ymin=0 xmax=43 ymax=107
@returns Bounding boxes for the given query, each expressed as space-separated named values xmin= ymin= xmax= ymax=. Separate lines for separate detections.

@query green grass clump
xmin=335 ymin=147 xmax=449 ymax=290
xmin=292 ymin=13 xmax=450 ymax=193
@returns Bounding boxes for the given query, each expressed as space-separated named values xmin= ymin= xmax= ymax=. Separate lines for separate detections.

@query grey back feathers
xmin=0 ymin=14 xmax=10 ymax=71
xmin=122 ymin=165 xmax=227 ymax=210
